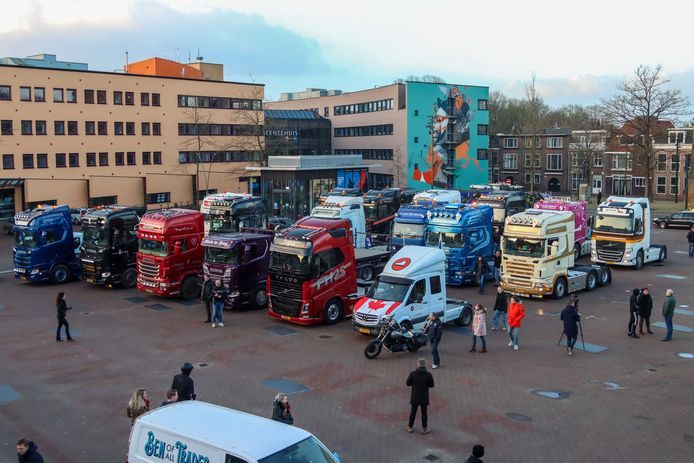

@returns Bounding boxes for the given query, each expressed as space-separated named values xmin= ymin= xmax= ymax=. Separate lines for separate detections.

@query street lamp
xmin=674 ymin=136 xmax=680 ymax=204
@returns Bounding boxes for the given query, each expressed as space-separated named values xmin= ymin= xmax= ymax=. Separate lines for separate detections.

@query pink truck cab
xmin=533 ymin=198 xmax=590 ymax=259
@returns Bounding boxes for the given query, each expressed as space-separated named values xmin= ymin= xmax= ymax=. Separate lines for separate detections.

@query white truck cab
xmin=311 ymin=195 xmax=367 ymax=248
xmin=353 ymin=246 xmax=472 ymax=334
xmin=128 ymin=401 xmax=340 ymax=463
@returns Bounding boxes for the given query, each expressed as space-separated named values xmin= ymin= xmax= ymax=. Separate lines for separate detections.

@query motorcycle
xmin=364 ymin=316 xmax=428 ymax=359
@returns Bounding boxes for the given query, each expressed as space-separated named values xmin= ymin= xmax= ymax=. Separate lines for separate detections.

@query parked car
xmin=653 ymin=211 xmax=694 ymax=229
xmin=70 ymin=208 xmax=88 ymax=225
xmin=268 ymin=216 xmax=294 ymax=231
xmin=2 ymin=217 xmax=14 ymax=235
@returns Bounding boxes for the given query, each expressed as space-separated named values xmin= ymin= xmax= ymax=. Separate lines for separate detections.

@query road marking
xmin=602 ymin=381 xmax=624 ymax=390
xmin=0 ymin=384 xmax=22 ymax=403
xmin=680 ymin=305 xmax=690 ymax=308
xmin=611 ymin=301 xmax=628 ymax=304
xmin=560 ymin=339 xmax=607 ymax=353
xmin=652 ymin=322 xmax=694 ymax=333
xmin=585 ymin=315 xmax=606 ymax=320
xmin=532 ymin=389 xmax=571 ymax=400
xmin=675 ymin=251 xmax=689 ymax=255
xmin=0 ymin=269 xmax=14 ymax=274
xmin=676 ymin=352 xmax=693 ymax=359
xmin=675 ymin=309 xmax=694 ymax=316
xmin=655 ymin=274 xmax=688 ymax=280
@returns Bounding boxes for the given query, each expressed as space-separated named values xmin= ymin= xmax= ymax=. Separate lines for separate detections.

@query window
xmin=524 ymin=154 xmax=532 ymax=168
xmin=140 ymin=92 xmax=150 ymax=106
xmin=525 ymin=173 xmax=532 ymax=183
xmin=153 ymin=151 xmax=162 ymax=164
xmin=656 ymin=177 xmax=666 ymax=194
xmin=571 ymin=172 xmax=580 ymax=190
xmin=334 ymin=124 xmax=393 ymax=137
xmin=96 ymin=90 xmax=106 ymax=104
xmin=125 ymin=92 xmax=134 ymax=105
xmin=66 ymin=89 xmax=77 ymax=103
xmin=503 ymin=138 xmax=518 ymax=149
xmin=20 ymin=87 xmax=31 ymax=101
xmin=152 ymin=93 xmax=160 ymax=106
xmin=98 ymin=121 xmax=108 ymax=135
xmin=127 ymin=152 xmax=136 ymax=165
xmin=534 ymin=173 xmax=541 ymax=184
xmin=524 ymin=138 xmax=532 ymax=149
xmin=84 ymin=89 xmax=94 ymax=104
xmin=35 ymin=120 xmax=47 ymax=135
xmin=113 ymin=91 xmax=123 ymax=105
xmin=333 ymin=99 xmax=393 ymax=115
xmin=612 ymin=154 xmax=632 ymax=170
xmin=54 ymin=121 xmax=65 ymax=135
xmin=2 ymin=154 xmax=14 ymax=169
xmin=1 ymin=120 xmax=12 ymax=135
xmin=68 ymin=153 xmax=79 ymax=167
xmin=37 ymin=153 xmax=48 ymax=169
xmin=67 ymin=121 xmax=78 ymax=135
xmin=657 ymin=154 xmax=666 ymax=171
xmin=430 ymin=275 xmax=442 ymax=295
xmin=86 ymin=153 xmax=96 ymax=167
xmin=503 ymin=153 xmax=518 ymax=170
xmin=85 ymin=121 xmax=95 ymax=135
xmin=477 ymin=148 xmax=488 ymax=160
xmin=146 ymin=192 xmax=171 ymax=204
xmin=21 ymin=120 xmax=32 ymax=135
xmin=115 ymin=152 xmax=124 ymax=166
xmin=55 ymin=153 xmax=66 ymax=168
xmin=414 ymin=109 xmax=419 ymax=116
xmin=546 ymin=154 xmax=562 ymax=171
xmin=571 ymin=153 xmax=579 ymax=167
xmin=324 ymin=106 xmax=329 ymax=117
xmin=477 ymin=124 xmax=488 ymax=135
xmin=0 ymin=85 xmax=11 ymax=100
xmin=141 ymin=122 xmax=150 ymax=135
xmin=152 ymin=122 xmax=161 ymax=135
xmin=141 ymin=151 xmax=151 ymax=165
xmin=126 ymin=122 xmax=135 ymax=135
xmin=671 ymin=154 xmax=680 ymax=172
xmin=633 ymin=177 xmax=644 ymax=187
xmin=547 ymin=137 xmax=563 ymax=148
xmin=414 ymin=137 xmax=419 ymax=143
xmin=593 ymin=153 xmax=603 ymax=167
xmin=98 ymin=152 xmax=109 ymax=166
xmin=178 ymin=94 xmax=261 ymax=110
xmin=53 ymin=88 xmax=64 ymax=102
xmin=23 ymin=153 xmax=34 ymax=169
xmin=88 ymin=195 xmax=118 ymax=207
xmin=670 ymin=176 xmax=679 ymax=195
xmin=33 ymin=87 xmax=45 ymax=102
xmin=114 ymin=122 xmax=124 ymax=136
xmin=478 ymin=99 xmax=488 ymax=110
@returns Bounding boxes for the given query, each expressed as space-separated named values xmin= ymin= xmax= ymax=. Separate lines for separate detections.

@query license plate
xmin=21 ymin=276 xmax=27 ymax=280
xmin=146 ymin=289 xmax=153 ymax=294
xmin=281 ymin=315 xmax=291 ymax=321
xmin=359 ymin=328 xmax=371 ymax=334
xmin=86 ymin=278 xmax=93 ymax=283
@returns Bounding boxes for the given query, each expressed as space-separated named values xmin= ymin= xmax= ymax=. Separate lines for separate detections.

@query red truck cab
xmin=268 ymin=217 xmax=362 ymax=325
xmin=137 ymin=209 xmax=204 ymax=299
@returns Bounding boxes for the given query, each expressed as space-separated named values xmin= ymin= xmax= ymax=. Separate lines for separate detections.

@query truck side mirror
xmin=73 ymin=237 xmax=80 ymax=249
xmin=550 ymin=243 xmax=559 ymax=256
xmin=173 ymin=241 xmax=182 ymax=256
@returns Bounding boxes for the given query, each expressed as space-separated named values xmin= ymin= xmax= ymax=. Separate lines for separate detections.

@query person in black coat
xmin=425 ymin=313 xmax=443 ymax=368
xmin=628 ymin=288 xmax=640 ymax=338
xmin=637 ymin=288 xmax=653 ymax=335
xmin=560 ymin=300 xmax=580 ymax=356
xmin=474 ymin=256 xmax=489 ymax=294
xmin=171 ymin=362 xmax=195 ymax=401
xmin=56 ymin=292 xmax=73 ymax=342
xmin=200 ymin=275 xmax=213 ymax=323
xmin=491 ymin=286 xmax=508 ymax=330
xmin=16 ymin=438 xmax=45 ymax=463
xmin=271 ymin=393 xmax=294 ymax=425
xmin=406 ymin=358 xmax=435 ymax=434
xmin=493 ymin=250 xmax=502 ymax=286
xmin=466 ymin=444 xmax=485 ymax=463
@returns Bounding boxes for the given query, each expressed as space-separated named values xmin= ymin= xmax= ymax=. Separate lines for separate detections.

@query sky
xmin=3 ymin=0 xmax=694 ymax=108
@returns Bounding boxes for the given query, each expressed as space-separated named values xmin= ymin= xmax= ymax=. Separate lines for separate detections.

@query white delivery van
xmin=128 ymin=401 xmax=341 ymax=463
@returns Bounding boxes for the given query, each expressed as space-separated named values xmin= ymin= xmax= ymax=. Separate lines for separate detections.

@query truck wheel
xmin=181 ymin=276 xmax=200 ymax=300
xmin=454 ymin=305 xmax=473 ymax=327
xmin=364 ymin=340 xmax=382 ymax=359
xmin=250 ymin=284 xmax=268 ymax=310
xmin=361 ymin=266 xmax=376 ymax=283
xmin=658 ymin=247 xmax=667 ymax=263
xmin=659 ymin=221 xmax=667 ymax=229
xmin=50 ymin=265 xmax=70 ymax=284
xmin=598 ymin=267 xmax=611 ymax=286
xmin=553 ymin=277 xmax=567 ymax=299
xmin=121 ymin=268 xmax=137 ymax=289
xmin=634 ymin=250 xmax=644 ymax=270
xmin=323 ymin=299 xmax=343 ymax=325
xmin=573 ymin=243 xmax=581 ymax=260
xmin=585 ymin=271 xmax=598 ymax=291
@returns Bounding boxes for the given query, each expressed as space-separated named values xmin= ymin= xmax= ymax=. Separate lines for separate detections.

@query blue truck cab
xmin=425 ymin=204 xmax=494 ymax=286
xmin=13 ymin=205 xmax=82 ymax=284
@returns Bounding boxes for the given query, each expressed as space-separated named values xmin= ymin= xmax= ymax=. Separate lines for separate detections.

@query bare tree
xmin=601 ymin=64 xmax=690 ymax=199
xmin=392 ymin=144 xmax=407 ymax=188
xmin=521 ymin=74 xmax=549 ymax=193
xmin=178 ymin=107 xmax=219 ymax=208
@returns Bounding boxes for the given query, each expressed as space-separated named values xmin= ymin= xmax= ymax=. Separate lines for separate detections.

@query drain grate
xmin=125 ymin=296 xmax=148 ymax=303
xmin=81 ymin=311 xmax=92 ymax=316
xmin=506 ymin=412 xmax=532 ymax=422
xmin=146 ymin=303 xmax=173 ymax=312
xmin=423 ymin=455 xmax=440 ymax=461
xmin=197 ymin=363 xmax=210 ymax=368
xmin=264 ymin=325 xmax=299 ymax=336
xmin=632 ymin=415 xmax=653 ymax=421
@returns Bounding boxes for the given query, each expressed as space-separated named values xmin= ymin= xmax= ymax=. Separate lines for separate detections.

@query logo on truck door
xmin=312 ymin=262 xmax=350 ymax=290
xmin=391 ymin=257 xmax=411 ymax=271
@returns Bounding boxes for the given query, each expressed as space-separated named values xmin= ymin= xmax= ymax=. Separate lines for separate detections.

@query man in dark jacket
xmin=560 ymin=299 xmax=580 ymax=356
xmin=688 ymin=225 xmax=694 ymax=257
xmin=466 ymin=444 xmax=485 ymax=463
xmin=637 ymin=288 xmax=653 ymax=335
xmin=406 ymin=358 xmax=435 ymax=434
xmin=425 ymin=313 xmax=443 ymax=369
xmin=200 ymin=275 xmax=213 ymax=323
xmin=474 ymin=256 xmax=489 ymax=294
xmin=491 ymin=286 xmax=508 ymax=331
xmin=16 ymin=438 xmax=44 ymax=463
xmin=56 ymin=292 xmax=73 ymax=342
xmin=628 ymin=288 xmax=640 ymax=338
xmin=493 ymin=250 xmax=502 ymax=286
xmin=171 ymin=362 xmax=195 ymax=401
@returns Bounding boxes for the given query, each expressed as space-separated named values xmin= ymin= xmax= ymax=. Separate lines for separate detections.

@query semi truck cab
xmin=311 ymin=195 xmax=367 ymax=248
xmin=534 ymin=197 xmax=590 ymax=259
xmin=477 ymin=190 xmax=527 ymax=233
xmin=200 ymin=192 xmax=267 ymax=236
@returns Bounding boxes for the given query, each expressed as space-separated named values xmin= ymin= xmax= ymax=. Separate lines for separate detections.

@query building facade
xmin=264 ymin=109 xmax=331 ymax=157
xmin=0 ymin=59 xmax=264 ymax=217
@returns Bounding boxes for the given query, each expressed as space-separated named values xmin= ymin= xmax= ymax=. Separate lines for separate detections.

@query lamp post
xmin=674 ymin=137 xmax=680 ymax=204
xmin=685 ymin=153 xmax=691 ymax=210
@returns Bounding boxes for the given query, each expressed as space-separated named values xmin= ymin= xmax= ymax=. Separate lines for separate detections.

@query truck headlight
xmin=202 ymin=263 xmax=209 ymax=274
xmin=30 ymin=269 xmax=40 ymax=275
xmin=533 ymin=282 xmax=545 ymax=288
xmin=223 ymin=267 xmax=231 ymax=277
xmin=101 ymin=272 xmax=111 ymax=278
xmin=300 ymin=303 xmax=309 ymax=315
xmin=455 ymin=271 xmax=463 ymax=277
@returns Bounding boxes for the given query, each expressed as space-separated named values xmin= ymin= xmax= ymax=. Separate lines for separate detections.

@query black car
xmin=653 ymin=211 xmax=694 ymax=229
xmin=268 ymin=217 xmax=294 ymax=231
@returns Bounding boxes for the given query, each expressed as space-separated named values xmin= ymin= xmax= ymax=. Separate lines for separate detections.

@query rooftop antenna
xmin=125 ymin=50 xmax=128 ymax=71
xmin=196 ymin=48 xmax=203 ymax=62
xmin=188 ymin=50 xmax=191 ymax=62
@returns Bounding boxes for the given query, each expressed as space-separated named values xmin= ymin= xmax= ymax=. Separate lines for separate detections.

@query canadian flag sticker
xmin=391 ymin=257 xmax=411 ymax=271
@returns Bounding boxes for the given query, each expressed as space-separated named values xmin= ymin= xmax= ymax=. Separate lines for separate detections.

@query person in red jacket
xmin=507 ymin=296 xmax=525 ymax=351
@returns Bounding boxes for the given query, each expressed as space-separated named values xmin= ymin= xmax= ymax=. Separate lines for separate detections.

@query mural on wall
xmin=409 ymin=83 xmax=488 ymax=189
xmin=336 ymin=169 xmax=367 ymax=189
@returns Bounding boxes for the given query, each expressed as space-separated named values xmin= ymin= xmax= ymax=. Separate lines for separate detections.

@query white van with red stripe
xmin=353 ymin=246 xmax=472 ymax=335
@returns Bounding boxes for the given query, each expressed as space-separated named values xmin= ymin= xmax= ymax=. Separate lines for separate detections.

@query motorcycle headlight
xmin=101 ymin=272 xmax=111 ymax=277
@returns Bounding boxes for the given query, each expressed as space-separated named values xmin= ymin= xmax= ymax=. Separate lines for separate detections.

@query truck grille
xmin=14 ymin=255 xmax=31 ymax=267
xmin=271 ymin=296 xmax=301 ymax=317
xmin=354 ymin=312 xmax=379 ymax=324
xmin=81 ymin=258 xmax=100 ymax=276
xmin=269 ymin=279 xmax=303 ymax=300
xmin=503 ymin=260 xmax=534 ymax=288
xmin=596 ymin=240 xmax=625 ymax=261
xmin=138 ymin=259 xmax=160 ymax=279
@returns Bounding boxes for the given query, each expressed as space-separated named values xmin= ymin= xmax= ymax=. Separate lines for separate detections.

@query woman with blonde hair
xmin=126 ymin=388 xmax=150 ymax=425
xmin=271 ymin=393 xmax=294 ymax=425
xmin=470 ymin=304 xmax=487 ymax=353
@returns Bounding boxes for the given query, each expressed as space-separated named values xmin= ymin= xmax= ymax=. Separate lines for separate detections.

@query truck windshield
xmin=504 ymin=237 xmax=546 ymax=258
xmin=83 ymin=227 xmax=110 ymax=247
xmin=14 ymin=230 xmax=37 ymax=248
xmin=259 ymin=437 xmax=338 ymax=463
xmin=392 ymin=222 xmax=424 ymax=238
xmin=427 ymin=231 xmax=465 ymax=248
xmin=139 ymin=239 xmax=169 ymax=257
xmin=594 ymin=214 xmax=634 ymax=234
xmin=269 ymin=251 xmax=311 ymax=276
xmin=366 ymin=276 xmax=412 ymax=302
xmin=208 ymin=216 xmax=238 ymax=234
xmin=364 ymin=204 xmax=378 ymax=220
xmin=205 ymin=246 xmax=237 ymax=264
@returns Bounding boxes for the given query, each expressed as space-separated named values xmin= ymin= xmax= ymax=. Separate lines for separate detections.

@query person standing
xmin=628 ymin=288 xmax=640 ymax=338
xmin=16 ymin=438 xmax=44 ymax=463
xmin=493 ymin=250 xmax=502 ymax=286
xmin=160 ymin=389 xmax=178 ymax=407
xmin=507 ymin=296 xmax=525 ymax=351
xmin=126 ymin=388 xmax=150 ymax=425
xmin=425 ymin=312 xmax=443 ymax=368
xmin=560 ymin=299 xmax=580 ymax=356
xmin=201 ymin=274 xmax=213 ymax=324
xmin=474 ymin=256 xmax=489 ymax=294
xmin=688 ymin=225 xmax=694 ymax=257
xmin=271 ymin=393 xmax=294 ymax=425
xmin=211 ymin=279 xmax=228 ymax=328
xmin=406 ymin=358 xmax=435 ymax=434
xmin=466 ymin=444 xmax=485 ymax=463
xmin=661 ymin=289 xmax=676 ymax=342
xmin=491 ymin=286 xmax=509 ymax=331
xmin=637 ymin=288 xmax=653 ymax=335
xmin=56 ymin=292 xmax=73 ymax=342
xmin=470 ymin=304 xmax=487 ymax=353
xmin=596 ymin=191 xmax=602 ymax=205
xmin=171 ymin=362 xmax=195 ymax=401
